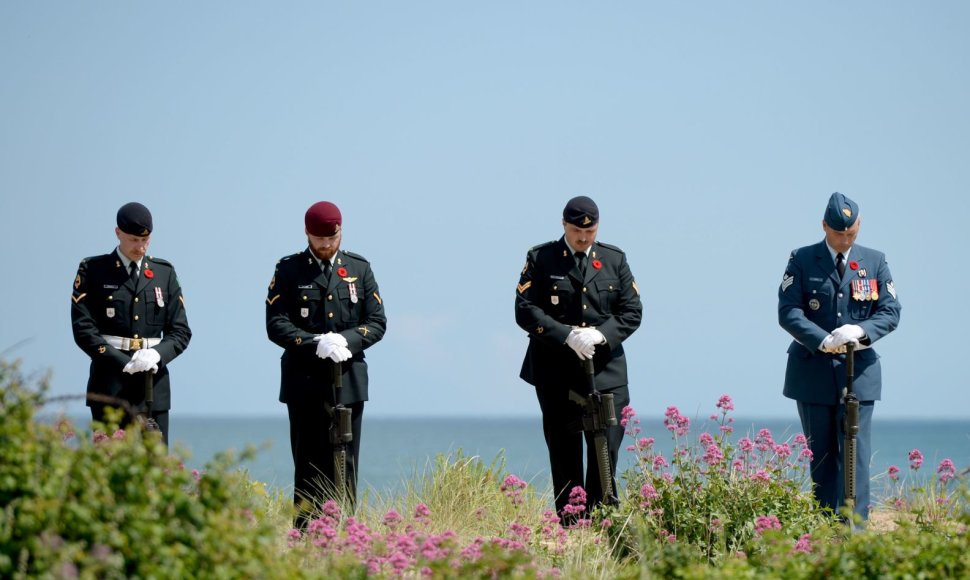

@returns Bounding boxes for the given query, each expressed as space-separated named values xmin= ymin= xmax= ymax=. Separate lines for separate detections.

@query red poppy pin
xmin=591 ymin=259 xmax=602 ymax=270
xmin=849 ymin=261 xmax=859 ymax=271
xmin=337 ymin=267 xmax=348 ymax=277
xmin=144 ymin=267 xmax=154 ymax=279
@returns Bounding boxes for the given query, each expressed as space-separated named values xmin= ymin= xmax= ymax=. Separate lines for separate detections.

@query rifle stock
xmin=329 ymin=361 xmax=354 ymax=505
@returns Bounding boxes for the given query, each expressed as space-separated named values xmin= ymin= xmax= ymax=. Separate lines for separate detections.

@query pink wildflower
xmin=92 ymin=431 xmax=108 ymax=444
xmin=799 ymin=447 xmax=814 ymax=462
xmin=792 ymin=533 xmax=813 ymax=554
xmin=754 ymin=515 xmax=781 ymax=535
xmin=703 ymin=443 xmax=724 ymax=466
xmin=652 ymin=454 xmax=668 ymax=470
xmin=750 ymin=470 xmax=771 ymax=483
xmin=773 ymin=443 xmax=792 ymax=461
xmin=731 ymin=459 xmax=744 ymax=471
xmin=937 ymin=458 xmax=956 ymax=484
xmin=414 ymin=503 xmax=431 ymax=520
xmin=663 ymin=406 xmax=690 ymax=437
xmin=908 ymin=449 xmax=924 ymax=471
xmin=720 ymin=424 xmax=734 ymax=434
xmin=640 ymin=483 xmax=659 ymax=507
xmin=287 ymin=528 xmax=302 ymax=540
xmin=383 ymin=509 xmax=402 ymax=529
xmin=716 ymin=394 xmax=734 ymax=412
xmin=501 ymin=474 xmax=528 ymax=504
xmin=620 ymin=405 xmax=636 ymax=427
xmin=755 ymin=428 xmax=774 ymax=452
xmin=888 ymin=465 xmax=900 ymax=482
xmin=738 ymin=437 xmax=754 ymax=454
xmin=699 ymin=432 xmax=714 ymax=446
xmin=793 ymin=433 xmax=808 ymax=446
xmin=637 ymin=437 xmax=655 ymax=449
xmin=112 ymin=429 xmax=126 ymax=440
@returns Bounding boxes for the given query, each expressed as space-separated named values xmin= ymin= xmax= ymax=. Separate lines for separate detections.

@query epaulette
xmin=279 ymin=253 xmax=302 ymax=262
xmin=81 ymin=254 xmax=114 ymax=267
xmin=594 ymin=241 xmax=626 ymax=255
xmin=340 ymin=249 xmax=370 ymax=264
xmin=529 ymin=240 xmax=559 ymax=252
xmin=146 ymin=256 xmax=173 ymax=268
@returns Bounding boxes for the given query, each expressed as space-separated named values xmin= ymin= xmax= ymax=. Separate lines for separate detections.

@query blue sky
xmin=2 ymin=2 xmax=968 ymax=420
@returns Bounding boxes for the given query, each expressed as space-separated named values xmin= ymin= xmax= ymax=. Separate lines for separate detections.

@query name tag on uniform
xmin=103 ymin=284 xmax=119 ymax=289
xmin=300 ymin=307 xmax=309 ymax=318
xmin=106 ymin=308 xmax=115 ymax=318
xmin=549 ymin=275 xmax=565 ymax=280
xmin=809 ymin=277 xmax=824 ymax=282
xmin=298 ymin=284 xmax=314 ymax=289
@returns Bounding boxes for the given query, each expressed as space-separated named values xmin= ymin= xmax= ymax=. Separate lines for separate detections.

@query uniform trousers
xmin=287 ymin=400 xmax=364 ymax=525
xmin=797 ymin=400 xmax=874 ymax=520
xmin=536 ymin=384 xmax=629 ymax=521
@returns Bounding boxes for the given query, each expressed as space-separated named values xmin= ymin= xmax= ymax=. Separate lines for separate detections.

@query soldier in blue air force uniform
xmin=516 ymin=196 xmax=643 ymax=521
xmin=71 ymin=202 xmax=192 ymax=444
xmin=266 ymin=201 xmax=386 ymax=524
xmin=778 ymin=192 xmax=901 ymax=520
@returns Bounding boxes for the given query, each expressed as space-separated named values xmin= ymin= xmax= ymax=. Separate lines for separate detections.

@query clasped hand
xmin=565 ymin=328 xmax=606 ymax=360
xmin=820 ymin=324 xmax=865 ymax=353
xmin=123 ymin=348 xmax=160 ymax=374
xmin=314 ymin=332 xmax=352 ymax=363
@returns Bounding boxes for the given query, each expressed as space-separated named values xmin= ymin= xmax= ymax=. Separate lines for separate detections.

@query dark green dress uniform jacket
xmin=515 ymin=238 xmax=642 ymax=392
xmin=71 ymin=251 xmax=192 ymax=412
xmin=266 ymin=248 xmax=386 ymax=406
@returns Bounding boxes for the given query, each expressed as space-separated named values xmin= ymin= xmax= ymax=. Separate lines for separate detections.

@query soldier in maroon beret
xmin=266 ymin=200 xmax=387 ymax=525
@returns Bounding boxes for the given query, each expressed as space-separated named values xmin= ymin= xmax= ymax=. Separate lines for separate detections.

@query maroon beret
xmin=305 ymin=201 xmax=342 ymax=236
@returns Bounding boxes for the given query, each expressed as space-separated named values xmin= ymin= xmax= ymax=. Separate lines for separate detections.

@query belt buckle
xmin=130 ymin=338 xmax=143 ymax=350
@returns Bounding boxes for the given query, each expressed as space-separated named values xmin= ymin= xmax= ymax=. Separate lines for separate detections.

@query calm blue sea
xmin=144 ymin=415 xmax=970 ymax=501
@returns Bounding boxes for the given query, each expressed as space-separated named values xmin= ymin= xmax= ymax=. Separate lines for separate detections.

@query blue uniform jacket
xmin=778 ymin=241 xmax=901 ymax=404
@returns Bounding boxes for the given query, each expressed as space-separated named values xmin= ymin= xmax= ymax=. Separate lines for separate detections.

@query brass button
xmin=582 ymin=287 xmax=587 ymax=292
xmin=328 ymin=294 xmax=333 ymax=300
xmin=134 ymin=315 xmax=139 ymax=320
xmin=580 ymin=322 xmax=587 ymax=327
xmin=328 ymin=312 xmax=334 ymax=318
xmin=134 ymin=334 xmax=139 ymax=338
xmin=134 ymin=297 xmax=139 ymax=303
xmin=108 ymin=295 xmax=113 ymax=300
xmin=609 ymin=285 xmax=614 ymax=291
xmin=583 ymin=304 xmax=588 ymax=310
xmin=553 ymin=285 xmax=558 ymax=291
xmin=302 ymin=295 xmax=308 ymax=301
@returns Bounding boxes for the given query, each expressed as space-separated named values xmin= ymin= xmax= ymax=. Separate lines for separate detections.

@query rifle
xmin=328 ymin=361 xmax=354 ymax=505
xmin=842 ymin=341 xmax=858 ymax=516
xmin=569 ymin=358 xmax=618 ymax=505
xmin=133 ymin=341 xmax=160 ymax=434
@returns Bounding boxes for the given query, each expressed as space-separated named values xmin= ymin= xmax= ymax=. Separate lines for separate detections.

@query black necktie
xmin=836 ymin=253 xmax=846 ymax=279
xmin=129 ymin=261 xmax=139 ymax=283
xmin=322 ymin=260 xmax=332 ymax=279
xmin=575 ymin=251 xmax=587 ymax=276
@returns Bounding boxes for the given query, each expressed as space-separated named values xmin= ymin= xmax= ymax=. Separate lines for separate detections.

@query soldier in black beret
xmin=71 ymin=202 xmax=192 ymax=443
xmin=266 ymin=201 xmax=386 ymax=525
xmin=515 ymin=196 xmax=643 ymax=521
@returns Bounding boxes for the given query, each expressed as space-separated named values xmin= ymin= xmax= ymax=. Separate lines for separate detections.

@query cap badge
xmin=582 ymin=215 xmax=592 ymax=225
xmin=857 ymin=269 xmax=867 ymax=278
xmin=74 ymin=274 xmax=81 ymax=289
xmin=842 ymin=208 xmax=852 ymax=218
xmin=141 ymin=228 xmax=149 ymax=235
xmin=98 ymin=345 xmax=107 ymax=354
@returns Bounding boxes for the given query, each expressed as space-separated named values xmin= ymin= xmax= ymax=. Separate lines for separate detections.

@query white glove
xmin=123 ymin=348 xmax=161 ymax=374
xmin=565 ymin=329 xmax=595 ymax=360
xmin=819 ymin=334 xmax=842 ymax=354
xmin=832 ymin=324 xmax=865 ymax=343
xmin=314 ymin=333 xmax=347 ymax=359
xmin=581 ymin=328 xmax=606 ymax=346
xmin=328 ymin=345 xmax=352 ymax=363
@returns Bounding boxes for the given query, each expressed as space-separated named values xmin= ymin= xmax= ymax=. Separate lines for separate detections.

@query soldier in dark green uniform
xmin=266 ymin=201 xmax=386 ymax=522
xmin=71 ymin=202 xmax=192 ymax=444
xmin=515 ymin=196 xmax=643 ymax=520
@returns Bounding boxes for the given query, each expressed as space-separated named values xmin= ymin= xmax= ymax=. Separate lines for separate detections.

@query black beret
xmin=563 ymin=196 xmax=599 ymax=228
xmin=116 ymin=202 xmax=153 ymax=236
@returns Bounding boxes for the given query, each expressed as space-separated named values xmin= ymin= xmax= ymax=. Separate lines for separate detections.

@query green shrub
xmin=0 ymin=359 xmax=300 ymax=579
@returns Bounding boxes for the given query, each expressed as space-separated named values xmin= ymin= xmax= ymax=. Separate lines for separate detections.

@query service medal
xmin=349 ymin=282 xmax=358 ymax=304
xmin=300 ymin=307 xmax=309 ymax=318
xmin=155 ymin=286 xmax=165 ymax=307
xmin=809 ymin=298 xmax=820 ymax=311
xmin=870 ymin=280 xmax=879 ymax=300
